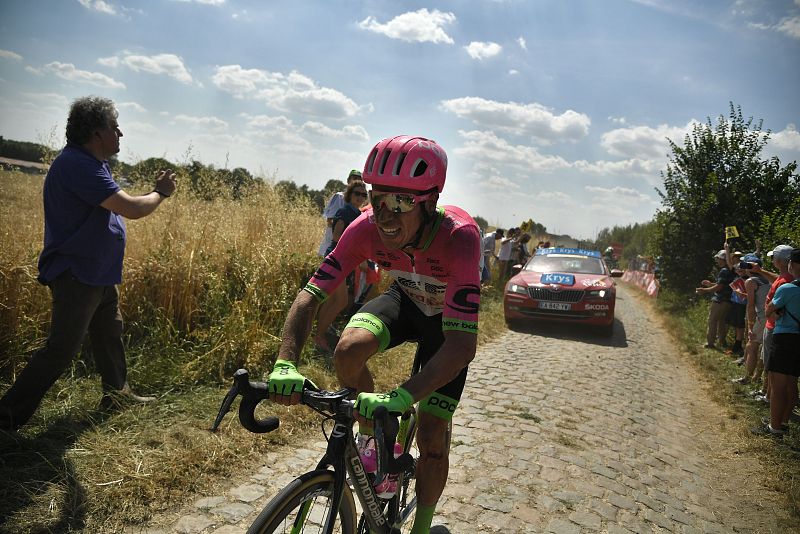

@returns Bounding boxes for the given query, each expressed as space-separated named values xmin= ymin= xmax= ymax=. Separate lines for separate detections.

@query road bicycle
xmin=211 ymin=368 xmax=420 ymax=533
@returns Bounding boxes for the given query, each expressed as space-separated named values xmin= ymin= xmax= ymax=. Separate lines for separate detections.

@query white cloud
xmin=486 ymin=175 xmax=520 ymax=190
xmin=78 ymin=0 xmax=117 ymax=15
xmin=508 ymin=69 xmax=519 ymax=75
xmin=0 ymin=49 xmax=22 ymax=61
xmin=777 ymin=16 xmax=800 ymax=39
xmin=22 ymin=92 xmax=69 ymax=108
xmin=99 ymin=52 xmax=194 ymax=84
xmin=465 ymin=41 xmax=502 ymax=60
xmin=173 ymin=114 xmax=229 ymax=132
xmin=213 ymin=65 xmax=367 ymax=119
xmin=301 ymin=121 xmax=369 ymax=141
xmin=599 ymin=122 xmax=695 ymax=159
xmin=124 ymin=121 xmax=158 ymax=134
xmin=517 ymin=36 xmax=527 ymax=51
xmin=118 ymin=101 xmax=146 ymax=112
xmin=574 ymin=157 xmax=663 ymax=179
xmin=173 ymin=0 xmax=225 ymax=4
xmin=35 ymin=61 xmax=125 ymax=89
xmin=585 ymin=185 xmax=656 ymax=204
xmin=441 ymin=97 xmax=591 ymax=143
xmin=242 ymin=114 xmax=369 ymax=147
xmin=358 ymin=9 xmax=456 ymax=44
xmin=771 ymin=124 xmax=800 ymax=151
xmin=453 ymin=130 xmax=572 ymax=173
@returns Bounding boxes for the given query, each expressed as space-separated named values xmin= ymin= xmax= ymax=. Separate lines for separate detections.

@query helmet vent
xmin=411 ymin=159 xmax=428 ymax=177
xmin=378 ymin=149 xmax=391 ymax=175
xmin=393 ymin=152 xmax=407 ymax=176
xmin=366 ymin=148 xmax=378 ymax=174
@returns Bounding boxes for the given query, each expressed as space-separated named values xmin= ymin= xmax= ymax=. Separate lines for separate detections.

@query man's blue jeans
xmin=0 ymin=271 xmax=127 ymax=429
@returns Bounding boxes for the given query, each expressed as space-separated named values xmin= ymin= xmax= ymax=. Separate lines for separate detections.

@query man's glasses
xmin=352 ymin=191 xmax=368 ymax=198
xmin=369 ymin=191 xmax=432 ymax=214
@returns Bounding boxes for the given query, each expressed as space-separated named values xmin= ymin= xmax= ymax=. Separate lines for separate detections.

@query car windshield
xmin=523 ymin=255 xmax=606 ymax=275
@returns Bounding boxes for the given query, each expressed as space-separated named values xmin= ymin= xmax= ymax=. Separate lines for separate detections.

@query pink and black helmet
xmin=362 ymin=136 xmax=448 ymax=193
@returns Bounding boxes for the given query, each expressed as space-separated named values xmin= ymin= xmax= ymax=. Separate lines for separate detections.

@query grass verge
xmin=636 ymin=284 xmax=800 ymax=519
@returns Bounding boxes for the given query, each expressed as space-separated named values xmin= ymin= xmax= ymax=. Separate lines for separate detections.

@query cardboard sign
xmin=725 ymin=226 xmax=739 ymax=239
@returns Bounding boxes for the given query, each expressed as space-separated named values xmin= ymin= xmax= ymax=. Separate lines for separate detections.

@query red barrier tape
xmin=621 ymin=270 xmax=660 ymax=298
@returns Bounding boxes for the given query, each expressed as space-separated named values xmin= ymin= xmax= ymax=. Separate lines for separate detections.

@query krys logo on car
xmin=540 ymin=273 xmax=575 ymax=286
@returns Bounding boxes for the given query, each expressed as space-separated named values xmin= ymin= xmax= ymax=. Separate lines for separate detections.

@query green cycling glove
xmin=355 ymin=387 xmax=414 ymax=420
xmin=268 ymin=359 xmax=309 ymax=398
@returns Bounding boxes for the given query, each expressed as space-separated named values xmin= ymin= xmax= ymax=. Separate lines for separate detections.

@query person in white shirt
xmin=497 ymin=227 xmax=519 ymax=281
xmin=480 ymin=228 xmax=504 ymax=283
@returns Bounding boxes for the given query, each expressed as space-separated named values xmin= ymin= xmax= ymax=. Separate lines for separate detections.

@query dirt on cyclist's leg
xmin=414 ymin=411 xmax=450 ymax=506
xmin=333 ymin=327 xmax=380 ymax=394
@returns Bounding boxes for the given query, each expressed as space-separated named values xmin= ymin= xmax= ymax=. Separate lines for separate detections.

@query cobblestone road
xmin=141 ymin=284 xmax=792 ymax=533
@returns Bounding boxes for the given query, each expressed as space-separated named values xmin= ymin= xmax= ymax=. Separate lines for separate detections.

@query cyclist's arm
xmin=277 ymin=289 xmax=320 ymax=366
xmin=399 ymin=330 xmax=477 ymax=400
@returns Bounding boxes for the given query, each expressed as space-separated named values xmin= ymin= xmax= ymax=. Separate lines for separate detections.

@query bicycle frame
xmin=305 ymin=407 xmax=413 ymax=533
xmin=212 ymin=369 xmax=416 ymax=534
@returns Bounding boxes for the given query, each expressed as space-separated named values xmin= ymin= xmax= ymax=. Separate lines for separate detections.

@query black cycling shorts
xmin=766 ymin=333 xmax=800 ymax=377
xmin=344 ymin=282 xmax=468 ymax=420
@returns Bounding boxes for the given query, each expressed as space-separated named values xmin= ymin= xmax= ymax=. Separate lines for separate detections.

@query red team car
xmin=503 ymin=247 xmax=623 ymax=336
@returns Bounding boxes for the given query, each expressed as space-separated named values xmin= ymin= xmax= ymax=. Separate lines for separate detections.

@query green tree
xmin=472 ymin=215 xmax=489 ymax=231
xmin=652 ymin=103 xmax=798 ymax=293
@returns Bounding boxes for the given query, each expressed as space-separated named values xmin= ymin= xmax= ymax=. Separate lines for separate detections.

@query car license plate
xmin=538 ymin=302 xmax=571 ymax=311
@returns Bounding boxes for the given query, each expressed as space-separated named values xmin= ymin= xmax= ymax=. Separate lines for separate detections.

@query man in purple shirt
xmin=0 ymin=96 xmax=177 ymax=431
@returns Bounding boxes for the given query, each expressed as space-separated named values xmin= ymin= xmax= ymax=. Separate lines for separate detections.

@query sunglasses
xmin=369 ymin=191 xmax=433 ymax=213
xmin=352 ymin=190 xmax=368 ymax=198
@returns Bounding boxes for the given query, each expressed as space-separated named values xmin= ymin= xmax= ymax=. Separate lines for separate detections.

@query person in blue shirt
xmin=0 ymin=96 xmax=177 ymax=431
xmin=763 ymin=248 xmax=800 ymax=433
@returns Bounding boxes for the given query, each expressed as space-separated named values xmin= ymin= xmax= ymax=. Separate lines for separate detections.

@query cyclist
xmin=268 ymin=135 xmax=481 ymax=534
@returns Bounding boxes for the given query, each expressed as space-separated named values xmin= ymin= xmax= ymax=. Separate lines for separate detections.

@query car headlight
xmin=587 ymin=289 xmax=611 ymax=299
xmin=507 ymin=283 xmax=528 ymax=295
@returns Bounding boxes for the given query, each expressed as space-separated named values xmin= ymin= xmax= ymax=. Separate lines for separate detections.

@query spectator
xmin=0 ymin=96 xmax=176 ymax=430
xmin=497 ymin=227 xmax=519 ymax=281
xmin=725 ymin=245 xmax=748 ymax=357
xmin=695 ymin=248 xmax=735 ymax=349
xmin=314 ymin=180 xmax=369 ymax=353
xmin=756 ymin=248 xmax=800 ymax=435
xmin=515 ymin=233 xmax=532 ymax=266
xmin=481 ymin=228 xmax=504 ymax=284
xmin=752 ymin=245 xmax=796 ymax=435
xmin=731 ymin=254 xmax=771 ymax=385
xmin=318 ymin=169 xmax=362 ymax=256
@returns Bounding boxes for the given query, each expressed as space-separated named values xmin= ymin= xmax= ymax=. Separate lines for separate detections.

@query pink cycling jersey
xmin=304 ymin=206 xmax=481 ymax=334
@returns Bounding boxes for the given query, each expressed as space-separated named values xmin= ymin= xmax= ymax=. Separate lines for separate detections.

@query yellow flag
xmin=725 ymin=226 xmax=739 ymax=239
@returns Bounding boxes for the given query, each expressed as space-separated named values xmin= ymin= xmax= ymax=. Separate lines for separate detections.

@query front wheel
xmin=248 ymin=469 xmax=357 ymax=534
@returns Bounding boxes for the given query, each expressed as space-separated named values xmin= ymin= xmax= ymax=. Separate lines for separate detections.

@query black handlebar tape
xmin=233 ymin=369 xmax=279 ymax=434
xmin=372 ymin=407 xmax=413 ymax=474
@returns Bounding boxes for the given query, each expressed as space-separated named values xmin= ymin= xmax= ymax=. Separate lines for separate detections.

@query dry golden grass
xmin=0 ymin=168 xmax=508 ymax=533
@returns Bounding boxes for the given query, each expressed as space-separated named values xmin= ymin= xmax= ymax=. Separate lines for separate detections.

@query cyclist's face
xmin=372 ymin=186 xmax=426 ymax=250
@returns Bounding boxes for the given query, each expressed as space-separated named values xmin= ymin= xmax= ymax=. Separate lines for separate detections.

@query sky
xmin=1 ymin=0 xmax=799 ymax=239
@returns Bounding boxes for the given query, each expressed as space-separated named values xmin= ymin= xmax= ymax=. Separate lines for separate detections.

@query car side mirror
xmin=511 ymin=264 xmax=522 ymax=276
xmin=610 ymin=269 xmax=624 ymax=278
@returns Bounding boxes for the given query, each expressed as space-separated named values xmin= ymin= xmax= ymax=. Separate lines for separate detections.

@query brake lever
xmin=210 ymin=381 xmax=239 ymax=432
